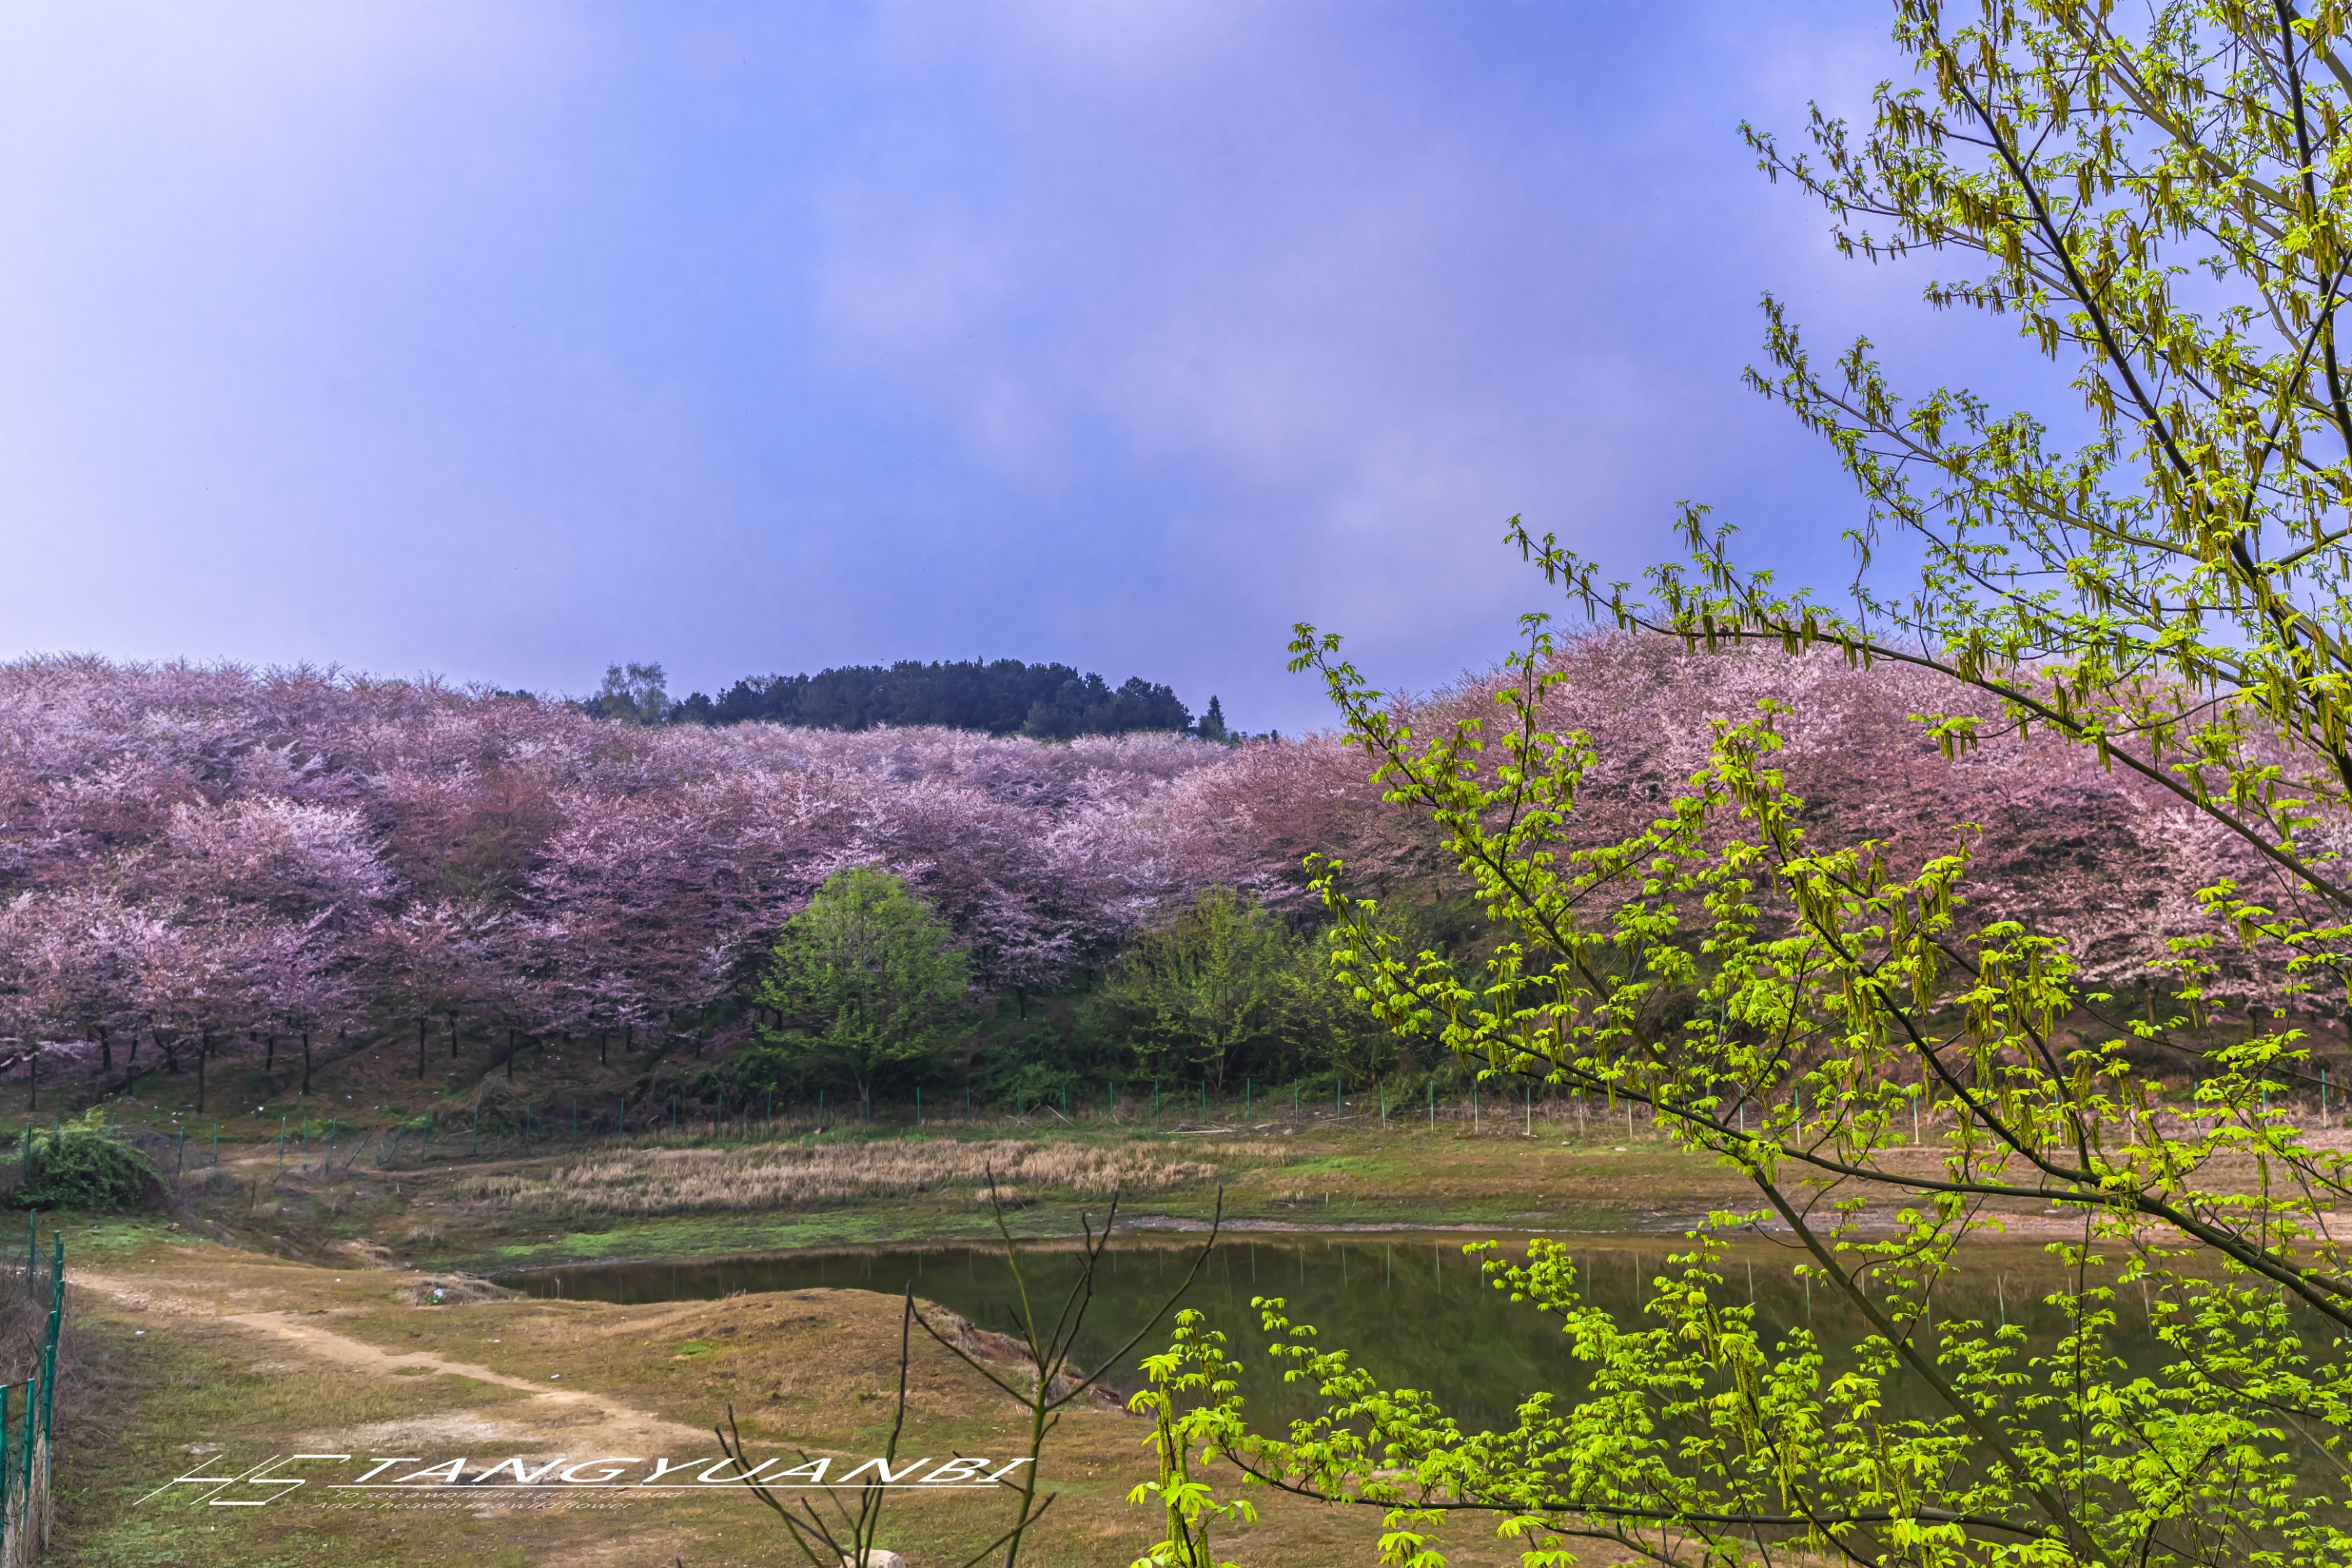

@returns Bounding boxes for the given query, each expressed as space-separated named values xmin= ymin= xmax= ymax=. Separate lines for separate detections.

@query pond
xmin=499 ymin=1231 xmax=2164 ymax=1430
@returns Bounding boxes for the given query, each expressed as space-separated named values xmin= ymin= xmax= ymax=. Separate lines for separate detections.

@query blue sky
xmin=0 ymin=1 xmax=2043 ymax=733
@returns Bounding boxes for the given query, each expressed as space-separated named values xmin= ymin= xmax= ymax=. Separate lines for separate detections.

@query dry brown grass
xmin=67 ymin=1246 xmax=1462 ymax=1567
xmin=452 ymin=1137 xmax=1228 ymax=1218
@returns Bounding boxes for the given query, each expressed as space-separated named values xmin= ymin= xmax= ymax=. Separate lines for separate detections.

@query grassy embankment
xmin=60 ymin=994 xmax=2327 ymax=1272
xmin=24 ymin=1020 xmax=2308 ymax=1564
xmin=30 ymin=1009 xmax=1754 ymax=1267
xmin=37 ymin=1114 xmax=2194 ymax=1567
xmin=51 ymin=1224 xmax=1447 ymax=1567
xmin=154 ymin=1101 xmax=1765 ymax=1275
xmin=28 ymin=1055 xmax=1761 ymax=1567
xmin=39 ymin=1108 xmax=1757 ymax=1568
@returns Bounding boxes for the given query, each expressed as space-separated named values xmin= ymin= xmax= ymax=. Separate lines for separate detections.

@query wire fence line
xmin=118 ymin=1075 xmax=1702 ymax=1180
xmin=0 ymin=1214 xmax=64 ymax=1568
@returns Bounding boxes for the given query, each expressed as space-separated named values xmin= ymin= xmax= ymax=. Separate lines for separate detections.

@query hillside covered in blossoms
xmin=0 ymin=639 xmax=2299 ymax=1106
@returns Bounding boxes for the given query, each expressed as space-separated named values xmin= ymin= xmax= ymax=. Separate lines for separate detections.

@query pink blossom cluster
xmin=0 ymin=638 xmax=2296 ymax=1095
xmin=0 ymin=656 xmax=1278 ymax=1086
xmin=1416 ymin=636 xmax=2311 ymax=1011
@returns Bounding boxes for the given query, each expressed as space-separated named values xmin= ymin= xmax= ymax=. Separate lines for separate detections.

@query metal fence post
xmin=20 ymin=1370 xmax=36 ymax=1533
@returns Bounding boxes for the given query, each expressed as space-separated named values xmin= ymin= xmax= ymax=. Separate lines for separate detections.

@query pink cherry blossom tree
xmin=0 ymin=646 xmax=2282 ymax=1114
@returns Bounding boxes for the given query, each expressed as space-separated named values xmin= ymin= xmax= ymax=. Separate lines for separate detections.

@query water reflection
xmin=500 ymin=1234 xmax=2143 ymax=1429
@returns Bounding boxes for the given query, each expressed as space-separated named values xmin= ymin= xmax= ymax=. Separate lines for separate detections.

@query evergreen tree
xmin=671 ymin=658 xmax=1193 ymax=738
xmin=1196 ymin=695 xmax=1230 ymax=743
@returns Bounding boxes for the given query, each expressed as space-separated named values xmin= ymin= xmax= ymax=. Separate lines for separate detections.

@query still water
xmin=500 ymin=1233 xmax=2147 ymax=1429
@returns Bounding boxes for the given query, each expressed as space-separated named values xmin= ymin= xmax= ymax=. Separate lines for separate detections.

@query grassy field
xmin=9 ymin=1030 xmax=2230 ymax=1564
xmin=52 ymin=1231 xmax=1445 ymax=1567
xmin=0 ymin=1003 xmax=1747 ymax=1275
xmin=35 ymin=1119 xmax=1755 ymax=1568
xmin=54 ymin=1005 xmax=2302 ymax=1275
xmin=33 ymin=1109 xmax=2148 ymax=1565
xmin=23 ymin=1040 xmax=1757 ymax=1567
xmin=150 ymin=1109 xmax=1769 ymax=1277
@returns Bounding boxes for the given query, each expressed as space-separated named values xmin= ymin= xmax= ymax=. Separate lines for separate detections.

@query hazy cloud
xmin=0 ymin=1 xmax=2018 ymax=731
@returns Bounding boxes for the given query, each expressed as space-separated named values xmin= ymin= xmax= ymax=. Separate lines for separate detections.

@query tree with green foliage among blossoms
xmin=746 ymin=866 xmax=970 ymax=1119
xmin=1093 ymin=886 xmax=1294 ymax=1093
xmin=1135 ymin=4 xmax=2352 ymax=1565
xmin=584 ymin=659 xmax=670 ymax=724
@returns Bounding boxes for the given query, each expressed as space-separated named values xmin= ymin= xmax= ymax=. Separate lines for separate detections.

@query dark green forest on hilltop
xmin=589 ymin=657 xmax=1232 ymax=740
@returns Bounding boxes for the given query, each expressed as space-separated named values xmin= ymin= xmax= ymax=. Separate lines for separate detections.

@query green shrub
xmin=15 ymin=1111 xmax=163 ymax=1212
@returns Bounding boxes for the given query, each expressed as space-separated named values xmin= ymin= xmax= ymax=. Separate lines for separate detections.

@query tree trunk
xmin=599 ymin=1031 xmax=608 ymax=1067
xmin=507 ymin=1029 xmax=516 ymax=1083
xmin=162 ymin=1032 xmax=178 ymax=1074
xmin=417 ymin=1017 xmax=428 ymax=1082
xmin=1016 ymin=987 xmax=1027 ymax=1021
xmin=265 ymin=1033 xmax=276 ymax=1071
xmin=97 ymin=1025 xmax=110 ymax=1074
xmin=26 ymin=1047 xmax=36 ymax=1113
xmin=121 ymin=1032 xmax=140 ymax=1097
xmin=301 ymin=1030 xmax=311 ymax=1096
xmin=449 ymin=1013 xmax=460 ymax=1059
xmin=197 ymin=1029 xmax=209 ymax=1114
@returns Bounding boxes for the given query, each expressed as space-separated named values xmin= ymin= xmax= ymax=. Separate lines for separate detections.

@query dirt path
xmin=73 ymin=1267 xmax=710 ymax=1455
